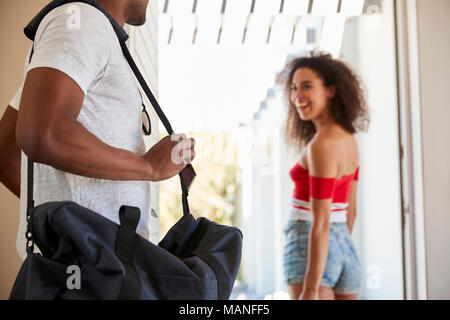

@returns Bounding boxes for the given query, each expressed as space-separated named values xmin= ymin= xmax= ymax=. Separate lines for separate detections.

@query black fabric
xmin=10 ymin=201 xmax=242 ymax=300
xmin=10 ymin=0 xmax=243 ymax=300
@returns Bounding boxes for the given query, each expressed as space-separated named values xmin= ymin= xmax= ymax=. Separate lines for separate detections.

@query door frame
xmin=394 ymin=0 xmax=427 ymax=300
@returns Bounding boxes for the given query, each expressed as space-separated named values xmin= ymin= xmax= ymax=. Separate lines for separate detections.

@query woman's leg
xmin=319 ymin=286 xmax=335 ymax=300
xmin=334 ymin=293 xmax=358 ymax=300
xmin=287 ymin=282 xmax=335 ymax=300
xmin=287 ymin=283 xmax=303 ymax=300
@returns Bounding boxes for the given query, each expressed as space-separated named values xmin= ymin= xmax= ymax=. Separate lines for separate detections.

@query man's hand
xmin=142 ymin=134 xmax=195 ymax=181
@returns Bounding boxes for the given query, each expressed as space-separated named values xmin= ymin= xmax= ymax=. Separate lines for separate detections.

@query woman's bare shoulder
xmin=306 ymin=134 xmax=340 ymax=177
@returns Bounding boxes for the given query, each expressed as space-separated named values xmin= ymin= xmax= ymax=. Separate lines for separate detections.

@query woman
xmin=278 ymin=52 xmax=369 ymax=300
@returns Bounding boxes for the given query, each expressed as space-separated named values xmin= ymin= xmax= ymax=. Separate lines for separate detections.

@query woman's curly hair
xmin=276 ymin=51 xmax=370 ymax=152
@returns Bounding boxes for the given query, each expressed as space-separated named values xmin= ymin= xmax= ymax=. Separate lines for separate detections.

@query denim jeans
xmin=283 ymin=219 xmax=361 ymax=295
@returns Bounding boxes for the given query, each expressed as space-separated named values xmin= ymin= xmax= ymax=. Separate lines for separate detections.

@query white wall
xmin=416 ymin=0 xmax=450 ymax=300
xmin=240 ymin=96 xmax=283 ymax=298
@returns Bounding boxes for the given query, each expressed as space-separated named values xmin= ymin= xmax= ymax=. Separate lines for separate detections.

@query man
xmin=0 ymin=0 xmax=195 ymax=260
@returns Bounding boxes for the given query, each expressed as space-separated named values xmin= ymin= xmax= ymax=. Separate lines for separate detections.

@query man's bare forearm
xmin=0 ymin=154 xmax=21 ymax=198
xmin=27 ymin=117 xmax=154 ymax=181
xmin=0 ymin=105 xmax=22 ymax=198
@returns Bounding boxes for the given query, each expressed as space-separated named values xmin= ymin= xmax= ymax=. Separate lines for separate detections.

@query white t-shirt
xmin=10 ymin=3 xmax=151 ymax=260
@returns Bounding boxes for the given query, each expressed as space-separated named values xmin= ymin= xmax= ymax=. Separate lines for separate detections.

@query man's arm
xmin=0 ymin=106 xmax=21 ymax=198
xmin=16 ymin=67 xmax=192 ymax=182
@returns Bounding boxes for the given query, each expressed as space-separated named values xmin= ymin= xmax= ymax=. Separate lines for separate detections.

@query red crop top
xmin=290 ymin=163 xmax=359 ymax=204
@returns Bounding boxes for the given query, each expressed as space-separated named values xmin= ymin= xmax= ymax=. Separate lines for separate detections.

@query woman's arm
xmin=301 ymin=137 xmax=338 ymax=299
xmin=347 ymin=180 xmax=358 ymax=234
xmin=302 ymin=198 xmax=332 ymax=299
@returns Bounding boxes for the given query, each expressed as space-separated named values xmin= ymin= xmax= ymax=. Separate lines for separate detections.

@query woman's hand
xmin=299 ymin=288 xmax=319 ymax=300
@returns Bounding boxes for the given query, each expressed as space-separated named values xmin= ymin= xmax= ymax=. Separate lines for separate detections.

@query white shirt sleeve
xmin=26 ymin=3 xmax=112 ymax=94
xmin=9 ymin=84 xmax=24 ymax=111
xmin=9 ymin=4 xmax=112 ymax=110
xmin=9 ymin=46 xmax=33 ymax=110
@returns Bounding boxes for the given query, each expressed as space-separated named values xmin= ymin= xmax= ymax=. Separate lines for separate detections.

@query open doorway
xmin=131 ymin=0 xmax=404 ymax=300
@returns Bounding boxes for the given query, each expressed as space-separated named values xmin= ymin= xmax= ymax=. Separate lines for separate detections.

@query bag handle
xmin=116 ymin=205 xmax=140 ymax=263
xmin=115 ymin=205 xmax=142 ymax=298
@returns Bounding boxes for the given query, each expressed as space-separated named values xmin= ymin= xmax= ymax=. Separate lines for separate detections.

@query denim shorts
xmin=283 ymin=220 xmax=361 ymax=295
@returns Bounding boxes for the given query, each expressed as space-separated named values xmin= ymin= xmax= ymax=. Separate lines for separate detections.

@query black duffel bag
xmin=9 ymin=0 xmax=243 ymax=300
xmin=10 ymin=201 xmax=242 ymax=300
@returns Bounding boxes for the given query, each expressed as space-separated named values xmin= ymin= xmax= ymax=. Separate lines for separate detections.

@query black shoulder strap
xmin=119 ymin=40 xmax=195 ymax=213
xmin=25 ymin=0 xmax=194 ymax=241
xmin=24 ymin=0 xmax=128 ymax=42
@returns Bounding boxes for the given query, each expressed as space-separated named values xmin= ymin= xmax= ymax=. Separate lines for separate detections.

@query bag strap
xmin=119 ymin=41 xmax=194 ymax=214
xmin=119 ymin=42 xmax=174 ymax=135
xmin=25 ymin=0 xmax=194 ymax=250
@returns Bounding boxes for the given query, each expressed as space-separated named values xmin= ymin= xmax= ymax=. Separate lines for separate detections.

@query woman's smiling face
xmin=290 ymin=67 xmax=336 ymax=122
